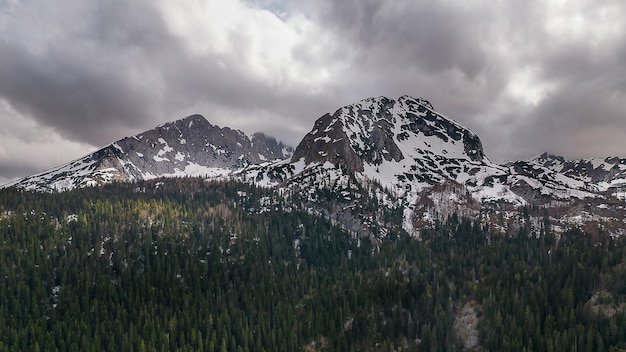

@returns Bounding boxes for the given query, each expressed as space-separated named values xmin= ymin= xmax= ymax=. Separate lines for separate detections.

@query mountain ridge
xmin=4 ymin=114 xmax=293 ymax=192
xmin=528 ymin=152 xmax=626 ymax=190
xmin=5 ymin=95 xmax=621 ymax=202
xmin=4 ymin=95 xmax=626 ymax=238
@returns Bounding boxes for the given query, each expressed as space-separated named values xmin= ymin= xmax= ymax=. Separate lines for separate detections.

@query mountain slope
xmin=4 ymin=114 xmax=292 ymax=192
xmin=3 ymin=179 xmax=624 ymax=351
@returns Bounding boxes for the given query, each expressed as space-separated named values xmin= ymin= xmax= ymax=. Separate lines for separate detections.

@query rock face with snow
xmin=291 ymin=96 xmax=485 ymax=176
xmin=5 ymin=114 xmax=292 ymax=192
xmin=246 ymin=96 xmax=593 ymax=204
xmin=528 ymin=153 xmax=626 ymax=190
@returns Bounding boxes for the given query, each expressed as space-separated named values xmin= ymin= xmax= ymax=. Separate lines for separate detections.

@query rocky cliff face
xmin=249 ymin=96 xmax=520 ymax=201
xmin=291 ymin=96 xmax=486 ymax=177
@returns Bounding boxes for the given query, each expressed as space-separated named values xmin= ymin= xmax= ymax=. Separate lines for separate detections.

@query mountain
xmin=245 ymin=96 xmax=504 ymax=190
xmin=528 ymin=152 xmax=626 ymax=191
xmin=291 ymin=96 xmax=487 ymax=177
xmin=245 ymin=96 xmax=597 ymax=201
xmin=4 ymin=114 xmax=293 ymax=192
xmin=239 ymin=96 xmax=606 ymax=234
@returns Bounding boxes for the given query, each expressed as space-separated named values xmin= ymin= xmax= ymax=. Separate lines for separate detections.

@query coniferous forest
xmin=1 ymin=178 xmax=625 ymax=351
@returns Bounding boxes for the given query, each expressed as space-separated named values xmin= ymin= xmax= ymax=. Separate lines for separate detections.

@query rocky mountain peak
xmin=5 ymin=114 xmax=292 ymax=191
xmin=251 ymin=132 xmax=293 ymax=161
xmin=291 ymin=95 xmax=486 ymax=175
xmin=529 ymin=152 xmax=566 ymax=167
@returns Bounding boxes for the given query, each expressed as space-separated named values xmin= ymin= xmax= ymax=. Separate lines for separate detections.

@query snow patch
xmin=174 ymin=152 xmax=186 ymax=162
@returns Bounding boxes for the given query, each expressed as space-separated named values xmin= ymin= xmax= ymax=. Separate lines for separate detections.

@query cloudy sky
xmin=0 ymin=0 xmax=625 ymax=184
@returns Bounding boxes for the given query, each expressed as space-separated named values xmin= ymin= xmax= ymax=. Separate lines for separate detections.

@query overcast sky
xmin=1 ymin=0 xmax=625 ymax=184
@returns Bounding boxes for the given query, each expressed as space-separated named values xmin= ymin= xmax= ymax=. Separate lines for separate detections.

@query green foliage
xmin=0 ymin=179 xmax=625 ymax=351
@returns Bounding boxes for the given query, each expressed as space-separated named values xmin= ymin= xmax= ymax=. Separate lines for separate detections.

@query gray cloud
xmin=0 ymin=160 xmax=40 ymax=183
xmin=305 ymin=0 xmax=498 ymax=76
xmin=0 ymin=1 xmax=172 ymax=146
xmin=0 ymin=1 xmax=335 ymax=146
xmin=295 ymin=0 xmax=516 ymax=124
xmin=300 ymin=0 xmax=626 ymax=161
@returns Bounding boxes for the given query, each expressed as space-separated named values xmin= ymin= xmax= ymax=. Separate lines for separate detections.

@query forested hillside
xmin=1 ymin=178 xmax=625 ymax=351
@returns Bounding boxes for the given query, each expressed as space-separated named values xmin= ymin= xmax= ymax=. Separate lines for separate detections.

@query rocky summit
xmin=291 ymin=96 xmax=485 ymax=174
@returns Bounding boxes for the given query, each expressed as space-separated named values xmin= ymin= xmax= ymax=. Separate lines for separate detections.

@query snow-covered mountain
xmin=5 ymin=95 xmax=626 ymax=238
xmin=242 ymin=96 xmax=595 ymax=203
xmin=238 ymin=96 xmax=608 ymax=234
xmin=528 ymin=153 xmax=626 ymax=191
xmin=4 ymin=114 xmax=292 ymax=192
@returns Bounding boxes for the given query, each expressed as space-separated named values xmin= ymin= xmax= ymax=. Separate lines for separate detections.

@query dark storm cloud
xmin=0 ymin=0 xmax=174 ymax=146
xmin=0 ymin=40 xmax=152 ymax=146
xmin=305 ymin=0 xmax=496 ymax=76
xmin=0 ymin=0 xmax=332 ymax=151
xmin=515 ymin=72 xmax=626 ymax=159
xmin=0 ymin=160 xmax=40 ymax=182
xmin=297 ymin=0 xmax=515 ymax=121
xmin=300 ymin=0 xmax=626 ymax=161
